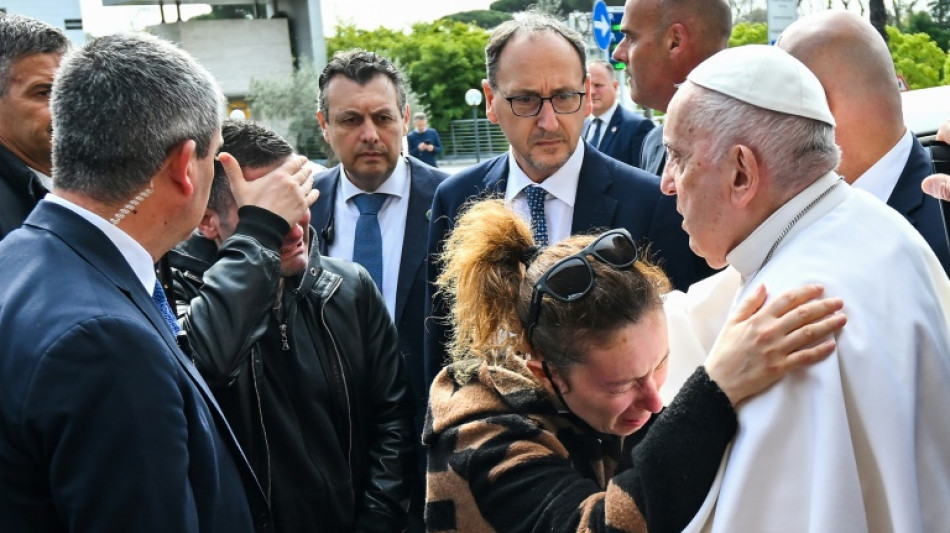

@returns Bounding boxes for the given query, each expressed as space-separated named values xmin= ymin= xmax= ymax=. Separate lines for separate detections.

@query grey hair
xmin=684 ymin=83 xmax=840 ymax=192
xmin=52 ymin=33 xmax=224 ymax=204
xmin=486 ymin=11 xmax=586 ymax=89
xmin=318 ymin=49 xmax=407 ymax=119
xmin=0 ymin=13 xmax=69 ymax=96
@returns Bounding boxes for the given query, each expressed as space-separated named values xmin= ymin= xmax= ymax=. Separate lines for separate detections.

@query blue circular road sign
xmin=592 ymin=0 xmax=612 ymax=51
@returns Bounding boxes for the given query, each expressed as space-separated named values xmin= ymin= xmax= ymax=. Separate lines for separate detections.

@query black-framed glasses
xmin=497 ymin=89 xmax=587 ymax=117
xmin=525 ymin=229 xmax=639 ymax=342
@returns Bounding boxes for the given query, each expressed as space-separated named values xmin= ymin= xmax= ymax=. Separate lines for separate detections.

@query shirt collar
xmin=339 ymin=156 xmax=410 ymax=201
xmin=44 ymin=193 xmax=156 ymax=294
xmin=593 ymin=101 xmax=618 ymax=125
xmin=727 ymin=171 xmax=849 ymax=282
xmin=31 ymin=168 xmax=53 ymax=191
xmin=504 ymin=141 xmax=585 ymax=207
xmin=851 ymin=128 xmax=913 ymax=202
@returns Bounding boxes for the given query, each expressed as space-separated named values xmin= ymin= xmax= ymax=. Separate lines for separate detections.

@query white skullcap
xmin=686 ymin=44 xmax=835 ymax=127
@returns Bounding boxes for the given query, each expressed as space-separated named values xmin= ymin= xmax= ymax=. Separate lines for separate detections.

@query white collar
xmin=504 ymin=141 xmax=585 ymax=207
xmin=44 ymin=193 xmax=156 ymax=294
xmin=727 ymin=171 xmax=849 ymax=283
xmin=851 ymin=128 xmax=913 ymax=202
xmin=339 ymin=156 xmax=410 ymax=201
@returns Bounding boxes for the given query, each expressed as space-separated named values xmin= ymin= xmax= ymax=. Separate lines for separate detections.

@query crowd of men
xmin=1 ymin=1 xmax=949 ymax=531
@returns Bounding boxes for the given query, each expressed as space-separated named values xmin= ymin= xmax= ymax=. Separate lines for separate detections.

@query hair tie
xmin=519 ymin=245 xmax=539 ymax=266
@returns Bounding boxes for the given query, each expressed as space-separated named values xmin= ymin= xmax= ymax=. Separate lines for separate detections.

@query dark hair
xmin=318 ymin=49 xmax=407 ymax=119
xmin=0 ymin=13 xmax=69 ymax=96
xmin=485 ymin=11 xmax=586 ymax=90
xmin=436 ymin=199 xmax=671 ymax=378
xmin=208 ymin=120 xmax=294 ymax=214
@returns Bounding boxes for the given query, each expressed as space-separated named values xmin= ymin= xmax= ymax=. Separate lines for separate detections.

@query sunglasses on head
xmin=524 ymin=228 xmax=640 ymax=343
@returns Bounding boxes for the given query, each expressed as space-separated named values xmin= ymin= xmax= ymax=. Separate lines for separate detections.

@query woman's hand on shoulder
xmin=705 ymin=284 xmax=846 ymax=406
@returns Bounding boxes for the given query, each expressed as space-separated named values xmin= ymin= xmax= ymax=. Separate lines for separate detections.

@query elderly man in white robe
xmin=659 ymin=44 xmax=950 ymax=532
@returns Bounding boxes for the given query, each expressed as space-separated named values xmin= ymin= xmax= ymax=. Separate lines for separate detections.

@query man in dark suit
xmin=583 ymin=59 xmax=654 ymax=168
xmin=779 ymin=11 xmax=950 ymax=274
xmin=0 ymin=14 xmax=69 ymax=240
xmin=425 ymin=13 xmax=713 ymax=390
xmin=312 ymin=49 xmax=446 ymax=532
xmin=611 ymin=0 xmax=732 ymax=175
xmin=0 ymin=33 xmax=294 ymax=532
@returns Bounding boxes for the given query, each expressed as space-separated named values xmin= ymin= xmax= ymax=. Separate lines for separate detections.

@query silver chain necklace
xmin=756 ymin=177 xmax=844 ymax=275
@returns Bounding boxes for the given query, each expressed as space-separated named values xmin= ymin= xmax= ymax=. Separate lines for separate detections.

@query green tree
xmin=871 ymin=0 xmax=889 ymax=42
xmin=887 ymin=25 xmax=946 ymax=89
xmin=933 ymin=0 xmax=950 ymax=24
xmin=944 ymin=50 xmax=950 ymax=83
xmin=246 ymin=63 xmax=328 ymax=160
xmin=905 ymin=11 xmax=950 ymax=51
xmin=441 ymin=10 xmax=513 ymax=29
xmin=728 ymin=22 xmax=767 ymax=47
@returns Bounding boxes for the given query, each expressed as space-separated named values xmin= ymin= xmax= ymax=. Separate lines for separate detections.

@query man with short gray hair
xmin=583 ymin=59 xmax=654 ymax=168
xmin=0 ymin=13 xmax=69 ymax=239
xmin=0 ymin=32 xmax=315 ymax=532
xmin=662 ymin=44 xmax=950 ymax=532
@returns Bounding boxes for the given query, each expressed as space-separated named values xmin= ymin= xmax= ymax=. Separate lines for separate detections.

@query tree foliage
xmin=246 ymin=63 xmax=328 ymax=159
xmin=905 ymin=10 xmax=950 ymax=51
xmin=441 ymin=10 xmax=513 ymax=29
xmin=488 ymin=0 xmax=623 ymax=16
xmin=327 ymin=21 xmax=490 ymax=136
xmin=887 ymin=25 xmax=946 ymax=89
xmin=729 ymin=22 xmax=768 ymax=47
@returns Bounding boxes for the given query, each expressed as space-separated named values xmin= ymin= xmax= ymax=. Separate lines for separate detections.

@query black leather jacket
xmin=169 ymin=207 xmax=416 ymax=532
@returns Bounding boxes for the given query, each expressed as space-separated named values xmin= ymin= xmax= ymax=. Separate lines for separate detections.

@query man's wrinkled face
xmin=0 ymin=52 xmax=61 ymax=173
xmin=484 ymin=31 xmax=591 ymax=183
xmin=659 ymin=87 xmax=735 ymax=269
xmin=318 ymin=74 xmax=408 ymax=189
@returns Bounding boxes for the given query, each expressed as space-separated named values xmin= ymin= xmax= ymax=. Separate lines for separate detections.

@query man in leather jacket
xmin=169 ymin=121 xmax=417 ymax=532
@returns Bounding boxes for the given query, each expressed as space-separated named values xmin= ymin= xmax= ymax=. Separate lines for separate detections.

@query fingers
xmin=305 ymin=188 xmax=320 ymax=208
xmin=922 ymin=174 xmax=950 ymax=201
xmin=782 ymin=338 xmax=837 ymax=371
xmin=728 ymin=283 xmax=767 ymax=324
xmin=218 ymin=152 xmax=245 ymax=196
xmin=775 ymin=310 xmax=846 ymax=355
xmin=937 ymin=119 xmax=950 ymax=143
xmin=762 ymin=283 xmax=825 ymax=319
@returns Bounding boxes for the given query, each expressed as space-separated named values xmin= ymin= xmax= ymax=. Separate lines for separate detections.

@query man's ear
xmin=482 ymin=79 xmax=499 ymax=125
xmin=167 ymin=139 xmax=198 ymax=197
xmin=402 ymin=104 xmax=411 ymax=136
xmin=317 ymin=111 xmax=330 ymax=142
xmin=583 ymin=73 xmax=593 ymax=117
xmin=197 ymin=208 xmax=220 ymax=242
xmin=730 ymin=144 xmax=761 ymax=208
xmin=667 ymin=22 xmax=687 ymax=57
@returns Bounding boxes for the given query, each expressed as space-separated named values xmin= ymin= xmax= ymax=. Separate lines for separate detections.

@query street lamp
xmin=465 ymin=88 xmax=483 ymax=163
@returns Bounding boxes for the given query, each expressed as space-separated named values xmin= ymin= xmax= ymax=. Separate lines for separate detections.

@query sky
xmin=79 ymin=0 xmax=496 ymax=37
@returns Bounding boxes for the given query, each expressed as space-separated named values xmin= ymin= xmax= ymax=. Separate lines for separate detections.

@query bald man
xmin=778 ymin=10 xmax=950 ymax=273
xmin=612 ymin=0 xmax=732 ymax=175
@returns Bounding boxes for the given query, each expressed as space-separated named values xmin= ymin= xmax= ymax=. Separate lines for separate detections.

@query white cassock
xmin=668 ymin=171 xmax=950 ymax=532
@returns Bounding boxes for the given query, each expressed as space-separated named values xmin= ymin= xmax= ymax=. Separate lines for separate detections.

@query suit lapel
xmin=597 ymin=109 xmax=624 ymax=154
xmin=29 ymin=203 xmax=267 ymax=503
xmin=311 ymin=167 xmax=341 ymax=255
xmin=572 ymin=149 xmax=618 ymax=232
xmin=394 ymin=162 xmax=437 ymax=324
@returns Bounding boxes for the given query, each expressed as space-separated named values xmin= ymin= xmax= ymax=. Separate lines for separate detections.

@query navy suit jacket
xmin=424 ymin=146 xmax=714 ymax=387
xmin=0 ymin=202 xmax=269 ymax=533
xmin=310 ymin=157 xmax=447 ymax=426
xmin=587 ymin=105 xmax=655 ymax=169
xmin=640 ymin=124 xmax=667 ymax=176
xmin=888 ymin=136 xmax=950 ymax=273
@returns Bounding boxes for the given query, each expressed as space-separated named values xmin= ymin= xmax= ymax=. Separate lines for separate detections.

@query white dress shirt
xmin=585 ymin=102 xmax=618 ymax=147
xmin=327 ymin=158 xmax=409 ymax=319
xmin=44 ymin=194 xmax=156 ymax=295
xmin=504 ymin=141 xmax=585 ymax=246
xmin=851 ymin=128 xmax=913 ymax=201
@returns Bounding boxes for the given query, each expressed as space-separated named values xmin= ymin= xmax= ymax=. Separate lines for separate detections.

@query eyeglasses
xmin=525 ymin=229 xmax=639 ymax=342
xmin=496 ymin=89 xmax=587 ymax=117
